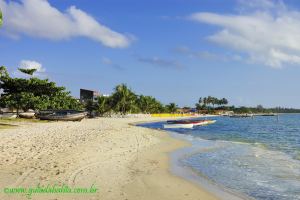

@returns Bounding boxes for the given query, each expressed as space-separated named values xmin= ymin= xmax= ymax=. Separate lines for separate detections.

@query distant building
xmin=80 ymin=89 xmax=101 ymax=103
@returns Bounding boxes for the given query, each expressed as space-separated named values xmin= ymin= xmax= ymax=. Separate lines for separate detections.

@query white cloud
xmin=0 ymin=0 xmax=130 ymax=48
xmin=189 ymin=0 xmax=300 ymax=68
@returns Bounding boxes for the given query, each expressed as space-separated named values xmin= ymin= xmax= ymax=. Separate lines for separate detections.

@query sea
xmin=138 ymin=114 xmax=300 ymax=200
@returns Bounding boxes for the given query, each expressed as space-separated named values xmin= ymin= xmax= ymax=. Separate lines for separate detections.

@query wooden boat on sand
xmin=19 ymin=112 xmax=35 ymax=119
xmin=0 ymin=113 xmax=17 ymax=119
xmin=37 ymin=110 xmax=87 ymax=121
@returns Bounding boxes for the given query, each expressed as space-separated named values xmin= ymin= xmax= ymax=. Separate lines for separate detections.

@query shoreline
xmin=125 ymin=118 xmax=219 ymax=200
xmin=137 ymin=118 xmax=248 ymax=200
xmin=0 ymin=117 xmax=218 ymax=200
xmin=169 ymin=133 xmax=251 ymax=200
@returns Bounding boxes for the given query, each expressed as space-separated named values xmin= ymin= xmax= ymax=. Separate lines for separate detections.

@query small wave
xmin=178 ymin=140 xmax=300 ymax=200
xmin=139 ymin=115 xmax=300 ymax=200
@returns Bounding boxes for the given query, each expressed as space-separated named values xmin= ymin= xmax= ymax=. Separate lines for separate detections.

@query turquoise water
xmin=139 ymin=114 xmax=300 ymax=200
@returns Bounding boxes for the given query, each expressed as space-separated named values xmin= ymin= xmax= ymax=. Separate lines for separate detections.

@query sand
xmin=0 ymin=117 xmax=219 ymax=200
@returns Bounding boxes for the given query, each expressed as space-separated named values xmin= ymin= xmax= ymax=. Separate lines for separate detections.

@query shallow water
xmin=139 ymin=114 xmax=300 ymax=200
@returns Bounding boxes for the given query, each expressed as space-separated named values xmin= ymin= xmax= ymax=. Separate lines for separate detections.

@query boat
xmin=19 ymin=112 xmax=35 ymax=119
xmin=163 ymin=123 xmax=194 ymax=129
xmin=167 ymin=119 xmax=204 ymax=124
xmin=36 ymin=110 xmax=87 ymax=121
xmin=0 ymin=113 xmax=17 ymax=119
xmin=164 ymin=119 xmax=216 ymax=128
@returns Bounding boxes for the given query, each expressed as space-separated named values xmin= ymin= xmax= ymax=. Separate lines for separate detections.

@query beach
xmin=0 ymin=117 xmax=218 ymax=200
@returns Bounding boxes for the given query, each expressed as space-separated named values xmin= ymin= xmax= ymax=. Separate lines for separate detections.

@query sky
xmin=1 ymin=0 xmax=300 ymax=108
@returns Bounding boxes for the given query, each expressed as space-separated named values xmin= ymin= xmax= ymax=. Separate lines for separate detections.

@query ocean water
xmin=139 ymin=114 xmax=300 ymax=200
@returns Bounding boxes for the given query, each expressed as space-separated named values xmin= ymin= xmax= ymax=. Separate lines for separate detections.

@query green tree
xmin=137 ymin=95 xmax=164 ymax=113
xmin=211 ymin=97 xmax=219 ymax=108
xmin=110 ymin=84 xmax=138 ymax=114
xmin=137 ymin=95 xmax=150 ymax=113
xmin=206 ymin=96 xmax=213 ymax=108
xmin=235 ymin=106 xmax=251 ymax=114
xmin=0 ymin=66 xmax=82 ymax=114
xmin=166 ymin=103 xmax=177 ymax=113
xmin=195 ymin=97 xmax=205 ymax=112
xmin=96 ymin=95 xmax=111 ymax=116
xmin=221 ymin=98 xmax=228 ymax=106
xmin=203 ymin=97 xmax=208 ymax=107
xmin=256 ymin=105 xmax=264 ymax=113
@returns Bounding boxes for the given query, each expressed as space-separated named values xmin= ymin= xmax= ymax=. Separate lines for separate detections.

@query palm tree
xmin=110 ymin=84 xmax=138 ymax=114
xmin=137 ymin=95 xmax=150 ymax=113
xmin=222 ymin=98 xmax=228 ymax=105
xmin=195 ymin=97 xmax=204 ymax=112
xmin=213 ymin=97 xmax=219 ymax=108
xmin=166 ymin=103 xmax=177 ymax=113
xmin=218 ymin=98 xmax=228 ymax=108
xmin=203 ymin=97 xmax=208 ymax=107
xmin=97 ymin=95 xmax=111 ymax=116
xmin=137 ymin=95 xmax=164 ymax=113
xmin=205 ymin=96 xmax=212 ymax=108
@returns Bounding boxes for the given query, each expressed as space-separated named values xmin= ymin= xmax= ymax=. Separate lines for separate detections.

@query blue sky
xmin=1 ymin=0 xmax=300 ymax=108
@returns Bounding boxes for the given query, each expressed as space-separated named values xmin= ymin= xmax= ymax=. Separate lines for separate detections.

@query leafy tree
xmin=96 ymin=95 xmax=111 ymax=116
xmin=235 ymin=106 xmax=251 ymax=114
xmin=110 ymin=84 xmax=138 ymax=114
xmin=137 ymin=95 xmax=164 ymax=113
xmin=256 ymin=105 xmax=264 ymax=112
xmin=221 ymin=98 xmax=228 ymax=106
xmin=196 ymin=96 xmax=229 ymax=113
xmin=203 ymin=97 xmax=208 ymax=107
xmin=81 ymin=84 xmax=167 ymax=116
xmin=195 ymin=97 xmax=206 ymax=112
xmin=166 ymin=103 xmax=178 ymax=113
xmin=0 ymin=66 xmax=82 ymax=114
xmin=216 ymin=98 xmax=228 ymax=108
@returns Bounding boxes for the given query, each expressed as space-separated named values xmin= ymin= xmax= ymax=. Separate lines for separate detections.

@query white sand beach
xmin=0 ymin=118 xmax=218 ymax=200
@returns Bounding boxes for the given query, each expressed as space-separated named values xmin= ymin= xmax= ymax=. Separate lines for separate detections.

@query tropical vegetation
xmin=2 ymin=62 xmax=300 ymax=117
xmin=91 ymin=84 xmax=166 ymax=116
xmin=0 ymin=66 xmax=82 ymax=114
xmin=195 ymin=96 xmax=228 ymax=113
xmin=0 ymin=65 xmax=176 ymax=116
